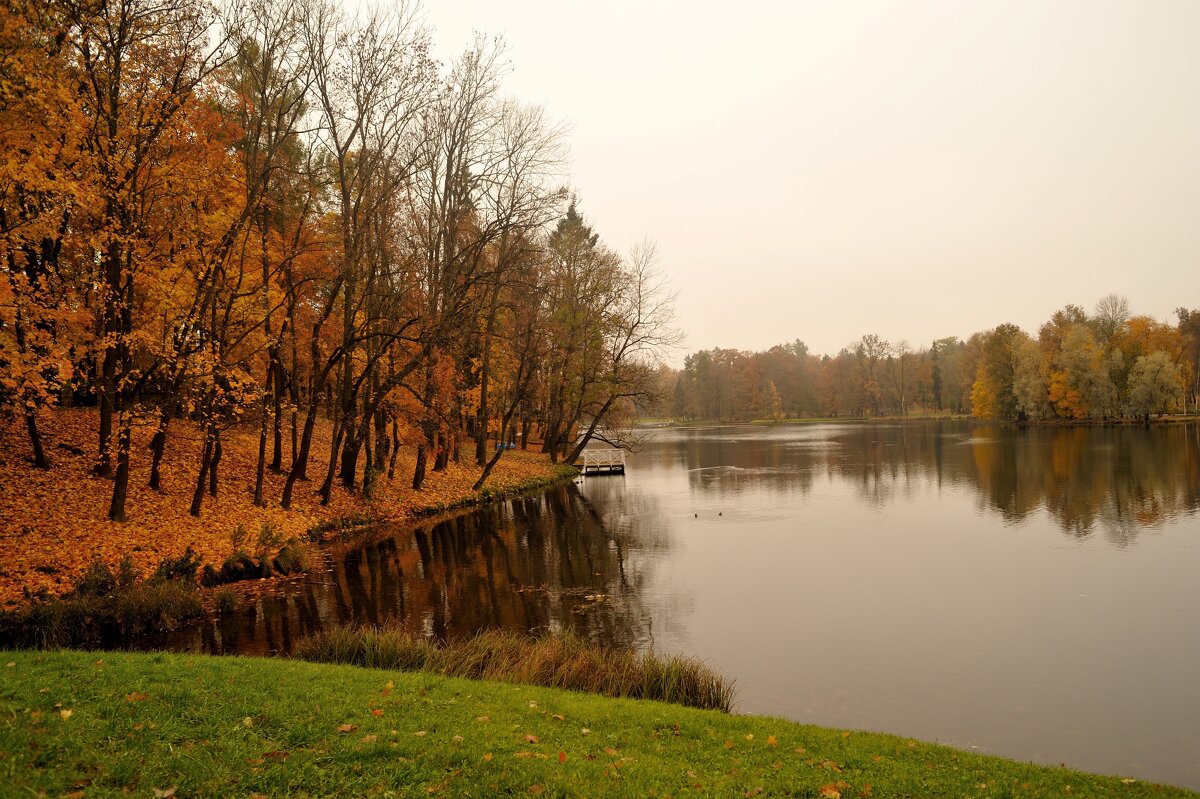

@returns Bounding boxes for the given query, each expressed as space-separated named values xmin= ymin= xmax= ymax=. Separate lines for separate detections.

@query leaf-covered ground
xmin=0 ymin=409 xmax=571 ymax=606
xmin=1 ymin=650 xmax=1193 ymax=798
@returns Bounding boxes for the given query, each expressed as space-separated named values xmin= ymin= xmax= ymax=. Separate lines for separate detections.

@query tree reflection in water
xmin=158 ymin=484 xmax=666 ymax=656
xmin=672 ymin=421 xmax=1200 ymax=544
xmin=152 ymin=421 xmax=1198 ymax=657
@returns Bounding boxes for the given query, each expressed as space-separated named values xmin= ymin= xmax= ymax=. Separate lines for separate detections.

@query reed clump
xmin=0 ymin=571 xmax=203 ymax=648
xmin=292 ymin=625 xmax=735 ymax=712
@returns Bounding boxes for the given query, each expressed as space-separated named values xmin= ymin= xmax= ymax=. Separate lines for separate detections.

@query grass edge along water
xmin=2 ymin=649 xmax=1195 ymax=798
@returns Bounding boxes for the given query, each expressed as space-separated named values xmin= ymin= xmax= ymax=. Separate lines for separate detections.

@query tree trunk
xmin=148 ymin=409 xmax=171 ymax=490
xmin=411 ymin=442 xmax=427 ymax=490
xmin=434 ymin=431 xmax=449 ymax=471
xmin=208 ymin=434 xmax=221 ymax=497
xmin=190 ymin=435 xmax=214 ymax=517
xmin=387 ymin=420 xmax=400 ymax=481
xmin=565 ymin=395 xmax=615 ymax=465
xmin=24 ymin=408 xmax=50 ymax=470
xmin=281 ymin=401 xmax=320 ymax=509
xmin=108 ymin=420 xmax=132 ymax=521
xmin=254 ymin=354 xmax=275 ymax=506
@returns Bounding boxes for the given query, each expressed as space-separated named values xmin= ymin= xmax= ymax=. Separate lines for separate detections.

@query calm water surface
xmin=160 ymin=421 xmax=1200 ymax=789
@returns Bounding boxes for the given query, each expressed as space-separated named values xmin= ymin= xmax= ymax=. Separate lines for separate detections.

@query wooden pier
xmin=581 ymin=449 xmax=626 ymax=475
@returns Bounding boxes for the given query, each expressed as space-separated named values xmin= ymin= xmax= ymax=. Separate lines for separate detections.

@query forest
xmin=668 ymin=296 xmax=1200 ymax=423
xmin=0 ymin=0 xmax=677 ymax=523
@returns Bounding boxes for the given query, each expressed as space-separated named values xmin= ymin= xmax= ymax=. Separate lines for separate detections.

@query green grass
xmin=294 ymin=626 xmax=735 ymax=712
xmin=2 ymin=651 xmax=1194 ymax=798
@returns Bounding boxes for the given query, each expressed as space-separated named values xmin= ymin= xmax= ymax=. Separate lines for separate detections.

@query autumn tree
xmin=1124 ymin=351 xmax=1184 ymax=419
xmin=971 ymin=323 xmax=1026 ymax=421
xmin=0 ymin=0 xmax=89 ymax=469
xmin=68 ymin=0 xmax=231 ymax=520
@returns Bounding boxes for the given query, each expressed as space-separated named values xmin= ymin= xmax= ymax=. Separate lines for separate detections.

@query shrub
xmin=215 ymin=589 xmax=237 ymax=615
xmin=272 ymin=540 xmax=306 ymax=576
xmin=256 ymin=521 xmax=282 ymax=556
xmin=150 ymin=547 xmax=202 ymax=584
xmin=73 ymin=561 xmax=117 ymax=597
xmin=116 ymin=555 xmax=138 ymax=588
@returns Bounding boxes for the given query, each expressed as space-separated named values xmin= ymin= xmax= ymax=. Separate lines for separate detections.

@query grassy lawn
xmin=2 ymin=650 xmax=1193 ymax=798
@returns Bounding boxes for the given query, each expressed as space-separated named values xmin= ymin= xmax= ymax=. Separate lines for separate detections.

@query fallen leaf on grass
xmin=475 ymin=715 xmax=490 ymax=723
xmin=767 ymin=735 xmax=777 ymax=746
xmin=153 ymin=788 xmax=177 ymax=798
xmin=604 ymin=747 xmax=619 ymax=756
xmin=524 ymin=734 xmax=539 ymax=744
xmin=371 ymin=709 xmax=384 ymax=716
xmin=337 ymin=724 xmax=358 ymax=734
xmin=483 ymin=753 xmax=493 ymax=762
xmin=59 ymin=709 xmax=72 ymax=720
xmin=263 ymin=750 xmax=289 ymax=760
xmin=558 ymin=751 xmax=567 ymax=763
xmin=126 ymin=692 xmax=149 ymax=703
xmin=723 ymin=740 xmax=734 ymax=750
xmin=529 ymin=786 xmax=544 ymax=795
xmin=818 ymin=786 xmax=841 ymax=799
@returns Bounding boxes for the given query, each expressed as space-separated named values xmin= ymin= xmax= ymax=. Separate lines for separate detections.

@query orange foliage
xmin=0 ymin=407 xmax=563 ymax=607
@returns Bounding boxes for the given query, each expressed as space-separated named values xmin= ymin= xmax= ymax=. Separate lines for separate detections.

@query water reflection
xmin=660 ymin=421 xmax=1200 ymax=542
xmin=159 ymin=485 xmax=666 ymax=656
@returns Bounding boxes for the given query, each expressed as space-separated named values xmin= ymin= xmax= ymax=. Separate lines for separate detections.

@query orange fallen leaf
xmin=767 ymin=735 xmax=778 ymax=746
xmin=524 ymin=734 xmax=539 ymax=744
xmin=818 ymin=786 xmax=841 ymax=799
xmin=337 ymin=724 xmax=358 ymax=733
xmin=371 ymin=709 xmax=384 ymax=716
xmin=558 ymin=751 xmax=567 ymax=763
xmin=125 ymin=692 xmax=149 ymax=703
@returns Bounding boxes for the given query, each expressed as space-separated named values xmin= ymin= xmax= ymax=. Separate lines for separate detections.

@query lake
xmin=159 ymin=421 xmax=1200 ymax=789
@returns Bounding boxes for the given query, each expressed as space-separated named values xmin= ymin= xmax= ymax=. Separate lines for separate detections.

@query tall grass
xmin=0 ymin=582 xmax=203 ymax=648
xmin=292 ymin=625 xmax=735 ymax=712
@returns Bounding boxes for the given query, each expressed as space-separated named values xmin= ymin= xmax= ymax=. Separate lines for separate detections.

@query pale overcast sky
xmin=415 ymin=0 xmax=1200 ymax=358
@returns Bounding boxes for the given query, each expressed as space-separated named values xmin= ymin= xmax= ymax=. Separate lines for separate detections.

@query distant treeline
xmin=663 ymin=296 xmax=1200 ymax=422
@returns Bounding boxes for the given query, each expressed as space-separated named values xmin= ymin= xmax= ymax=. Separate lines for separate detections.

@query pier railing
xmin=581 ymin=449 xmax=626 ymax=474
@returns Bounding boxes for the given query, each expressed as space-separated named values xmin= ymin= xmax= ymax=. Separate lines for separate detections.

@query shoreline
xmin=650 ymin=413 xmax=1198 ymax=428
xmin=0 ymin=407 xmax=577 ymax=609
xmin=3 ymin=649 xmax=1195 ymax=797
